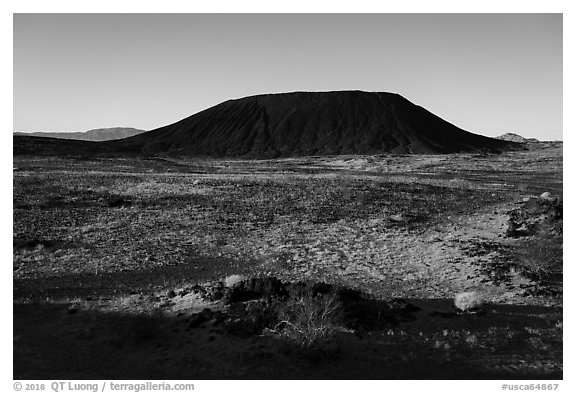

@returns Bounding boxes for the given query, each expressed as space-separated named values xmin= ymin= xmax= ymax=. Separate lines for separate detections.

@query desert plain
xmin=13 ymin=145 xmax=562 ymax=379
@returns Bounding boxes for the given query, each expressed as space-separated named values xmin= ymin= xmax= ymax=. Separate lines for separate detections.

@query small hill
xmin=14 ymin=127 xmax=146 ymax=142
xmin=496 ymin=133 xmax=539 ymax=143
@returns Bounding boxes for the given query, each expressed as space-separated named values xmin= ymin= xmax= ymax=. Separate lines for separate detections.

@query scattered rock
xmin=222 ymin=277 xmax=287 ymax=305
xmin=540 ymin=192 xmax=554 ymax=201
xmin=506 ymin=195 xmax=562 ymax=237
xmin=191 ymin=284 xmax=207 ymax=297
xmin=186 ymin=308 xmax=214 ymax=329
xmin=454 ymin=292 xmax=484 ymax=312
xmin=204 ymin=281 xmax=225 ymax=301
xmin=177 ymin=289 xmax=189 ymax=297
xmin=388 ymin=298 xmax=421 ymax=313
xmin=224 ymin=274 xmax=245 ymax=288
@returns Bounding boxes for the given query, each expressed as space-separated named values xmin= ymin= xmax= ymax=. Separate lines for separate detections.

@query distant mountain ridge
xmin=14 ymin=127 xmax=147 ymax=141
xmin=495 ymin=133 xmax=562 ymax=150
xmin=496 ymin=133 xmax=539 ymax=143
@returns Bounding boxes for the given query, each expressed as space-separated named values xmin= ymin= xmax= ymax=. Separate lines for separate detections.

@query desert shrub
xmin=514 ymin=230 xmax=562 ymax=280
xmin=454 ymin=291 xmax=485 ymax=312
xmin=266 ymin=291 xmax=343 ymax=349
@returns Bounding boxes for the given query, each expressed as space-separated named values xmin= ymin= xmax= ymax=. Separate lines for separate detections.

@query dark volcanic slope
xmin=13 ymin=135 xmax=105 ymax=156
xmin=15 ymin=91 xmax=517 ymax=157
xmin=110 ymin=91 xmax=513 ymax=157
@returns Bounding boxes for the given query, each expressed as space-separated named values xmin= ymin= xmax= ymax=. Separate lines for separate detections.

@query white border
xmin=4 ymin=1 xmax=573 ymax=392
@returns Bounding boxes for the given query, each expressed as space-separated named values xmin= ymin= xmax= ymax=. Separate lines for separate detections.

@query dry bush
xmin=266 ymin=291 xmax=343 ymax=349
xmin=514 ymin=230 xmax=562 ymax=280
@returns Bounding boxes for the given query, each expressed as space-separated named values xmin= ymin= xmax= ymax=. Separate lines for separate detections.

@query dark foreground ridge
xmin=14 ymin=276 xmax=562 ymax=379
xmin=14 ymin=91 xmax=517 ymax=158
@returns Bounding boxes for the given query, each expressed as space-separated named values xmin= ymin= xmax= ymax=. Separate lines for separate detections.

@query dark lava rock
xmin=506 ymin=196 xmax=562 ymax=237
xmin=205 ymin=281 xmax=225 ymax=301
xmin=191 ymin=284 xmax=207 ymax=297
xmin=388 ymin=298 xmax=421 ymax=313
xmin=186 ymin=308 xmax=220 ymax=330
xmin=222 ymin=277 xmax=288 ymax=305
xmin=186 ymin=314 xmax=208 ymax=330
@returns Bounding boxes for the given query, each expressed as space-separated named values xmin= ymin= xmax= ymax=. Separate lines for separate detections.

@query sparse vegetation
xmin=514 ymin=230 xmax=562 ymax=281
xmin=266 ymin=291 xmax=343 ymax=349
xmin=13 ymin=149 xmax=563 ymax=379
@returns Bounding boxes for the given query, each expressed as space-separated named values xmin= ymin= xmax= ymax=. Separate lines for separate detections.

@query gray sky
xmin=13 ymin=13 xmax=563 ymax=140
